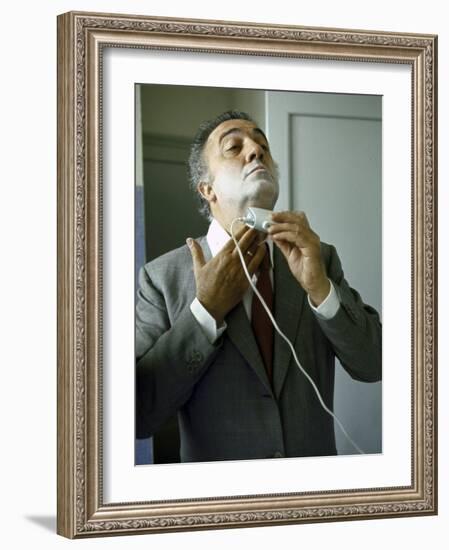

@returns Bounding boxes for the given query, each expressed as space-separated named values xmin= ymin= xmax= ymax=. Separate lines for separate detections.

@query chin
xmin=247 ymin=191 xmax=278 ymax=210
xmin=246 ymin=199 xmax=272 ymax=209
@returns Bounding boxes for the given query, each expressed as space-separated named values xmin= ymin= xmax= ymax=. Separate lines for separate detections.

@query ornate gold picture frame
xmin=57 ymin=11 xmax=437 ymax=538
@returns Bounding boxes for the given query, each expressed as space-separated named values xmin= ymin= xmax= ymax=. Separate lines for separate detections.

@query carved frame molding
xmin=57 ymin=11 xmax=437 ymax=538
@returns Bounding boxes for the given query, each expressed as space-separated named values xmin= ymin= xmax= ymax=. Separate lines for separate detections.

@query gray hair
xmin=187 ymin=110 xmax=257 ymax=221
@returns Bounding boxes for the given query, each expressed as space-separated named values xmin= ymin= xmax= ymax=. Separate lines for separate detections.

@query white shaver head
xmin=243 ymin=207 xmax=274 ymax=233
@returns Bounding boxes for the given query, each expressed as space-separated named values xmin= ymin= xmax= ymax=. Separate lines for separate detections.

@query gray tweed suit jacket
xmin=135 ymin=238 xmax=381 ymax=462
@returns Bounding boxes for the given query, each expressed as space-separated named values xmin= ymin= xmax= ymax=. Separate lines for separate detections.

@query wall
xmin=1 ymin=1 xmax=446 ymax=549
xmin=141 ymin=85 xmax=266 ymax=139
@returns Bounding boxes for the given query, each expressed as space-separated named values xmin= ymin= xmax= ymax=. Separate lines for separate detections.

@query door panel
xmin=267 ymin=91 xmax=382 ymax=455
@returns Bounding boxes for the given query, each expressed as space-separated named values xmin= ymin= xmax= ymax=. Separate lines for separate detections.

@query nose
xmin=245 ymin=140 xmax=265 ymax=164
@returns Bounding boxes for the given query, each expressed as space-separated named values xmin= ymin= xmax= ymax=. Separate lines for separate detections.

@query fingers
xmin=221 ymin=225 xmax=264 ymax=257
xmin=231 ymin=227 xmax=263 ymax=257
xmin=272 ymin=238 xmax=294 ymax=259
xmin=271 ymin=210 xmax=310 ymax=227
xmin=247 ymin=240 xmax=268 ymax=273
xmin=269 ymin=222 xmax=308 ymax=245
xmin=269 ymin=222 xmax=301 ymax=235
xmin=268 ymin=213 xmax=318 ymax=250
xmin=238 ymin=241 xmax=261 ymax=268
xmin=221 ymin=224 xmax=248 ymax=253
xmin=269 ymin=230 xmax=307 ymax=247
xmin=186 ymin=238 xmax=206 ymax=278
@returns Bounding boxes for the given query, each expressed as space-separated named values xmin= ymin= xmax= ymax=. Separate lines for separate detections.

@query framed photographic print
xmin=57 ymin=11 xmax=437 ymax=538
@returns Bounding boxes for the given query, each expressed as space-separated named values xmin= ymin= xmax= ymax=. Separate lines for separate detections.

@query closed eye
xmin=224 ymin=141 xmax=269 ymax=153
xmin=225 ymin=145 xmax=240 ymax=152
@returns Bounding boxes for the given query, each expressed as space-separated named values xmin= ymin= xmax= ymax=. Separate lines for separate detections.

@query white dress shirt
xmin=190 ymin=218 xmax=340 ymax=343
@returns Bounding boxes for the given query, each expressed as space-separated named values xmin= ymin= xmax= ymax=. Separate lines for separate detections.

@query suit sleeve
xmin=135 ymin=265 xmax=224 ymax=438
xmin=314 ymin=244 xmax=382 ymax=383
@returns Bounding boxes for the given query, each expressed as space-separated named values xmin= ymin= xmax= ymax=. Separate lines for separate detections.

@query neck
xmin=212 ymin=206 xmax=244 ymax=234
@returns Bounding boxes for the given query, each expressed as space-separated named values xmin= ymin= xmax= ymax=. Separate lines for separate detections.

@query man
xmin=136 ymin=110 xmax=381 ymax=463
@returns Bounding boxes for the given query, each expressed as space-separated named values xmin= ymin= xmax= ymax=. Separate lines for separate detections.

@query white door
xmin=267 ymin=91 xmax=382 ymax=455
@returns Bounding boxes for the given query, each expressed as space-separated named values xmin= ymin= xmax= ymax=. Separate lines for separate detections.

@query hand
xmin=268 ymin=211 xmax=330 ymax=306
xmin=187 ymin=226 xmax=267 ymax=324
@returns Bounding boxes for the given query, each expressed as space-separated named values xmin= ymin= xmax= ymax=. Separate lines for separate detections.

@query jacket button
xmin=273 ymin=451 xmax=284 ymax=458
xmin=187 ymin=350 xmax=203 ymax=364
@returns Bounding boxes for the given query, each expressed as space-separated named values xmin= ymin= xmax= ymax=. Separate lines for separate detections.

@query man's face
xmin=201 ymin=119 xmax=279 ymax=216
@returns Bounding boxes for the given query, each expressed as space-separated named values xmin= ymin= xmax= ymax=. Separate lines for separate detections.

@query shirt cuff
xmin=190 ymin=298 xmax=227 ymax=344
xmin=308 ymin=279 xmax=340 ymax=320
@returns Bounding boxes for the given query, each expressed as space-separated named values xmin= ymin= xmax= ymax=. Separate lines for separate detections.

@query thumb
xmin=186 ymin=238 xmax=206 ymax=276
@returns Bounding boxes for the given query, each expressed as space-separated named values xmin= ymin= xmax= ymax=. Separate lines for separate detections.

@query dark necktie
xmin=251 ymin=244 xmax=274 ymax=384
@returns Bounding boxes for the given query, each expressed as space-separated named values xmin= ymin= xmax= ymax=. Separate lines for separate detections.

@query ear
xmin=197 ymin=181 xmax=216 ymax=204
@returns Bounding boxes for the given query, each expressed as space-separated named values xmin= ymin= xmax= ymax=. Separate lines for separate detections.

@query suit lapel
xmin=197 ymin=236 xmax=272 ymax=394
xmin=272 ymin=244 xmax=306 ymax=399
xmin=225 ymin=302 xmax=272 ymax=394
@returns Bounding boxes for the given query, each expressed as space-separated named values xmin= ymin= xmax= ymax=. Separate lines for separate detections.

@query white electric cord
xmin=230 ymin=217 xmax=364 ymax=455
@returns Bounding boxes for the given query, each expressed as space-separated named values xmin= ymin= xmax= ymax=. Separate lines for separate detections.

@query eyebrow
xmin=218 ymin=127 xmax=269 ymax=146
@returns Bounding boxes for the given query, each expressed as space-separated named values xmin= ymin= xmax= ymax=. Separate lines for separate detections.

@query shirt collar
xmin=206 ymin=218 xmax=274 ymax=267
